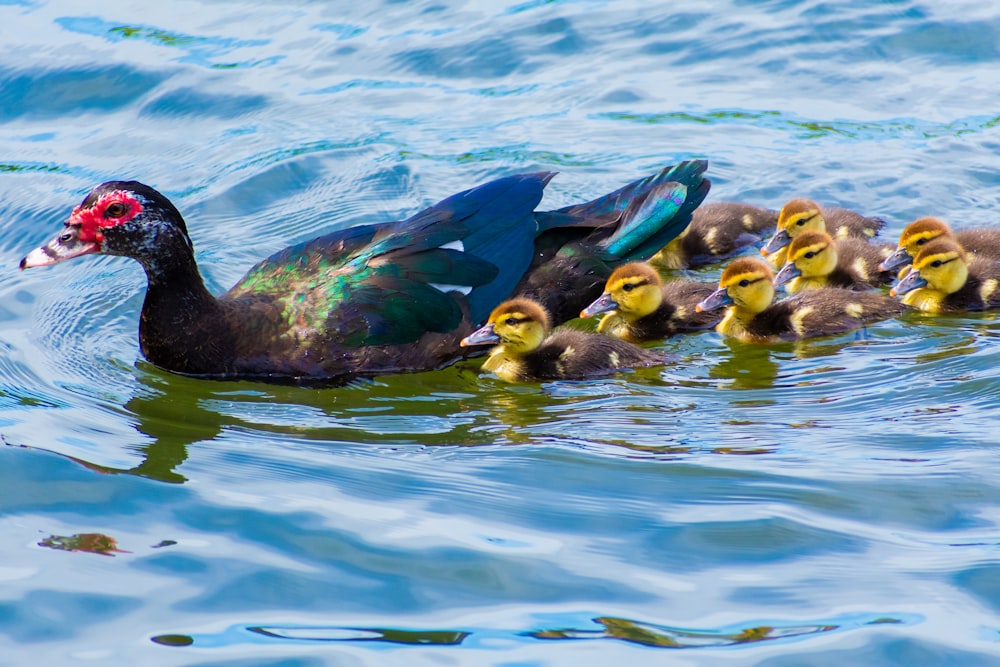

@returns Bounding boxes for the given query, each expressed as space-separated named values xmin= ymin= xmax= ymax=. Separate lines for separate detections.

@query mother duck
xmin=21 ymin=161 xmax=708 ymax=385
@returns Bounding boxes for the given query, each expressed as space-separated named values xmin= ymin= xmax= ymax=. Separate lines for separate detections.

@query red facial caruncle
xmin=71 ymin=190 xmax=143 ymax=244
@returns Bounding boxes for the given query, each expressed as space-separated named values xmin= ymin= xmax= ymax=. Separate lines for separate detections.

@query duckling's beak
xmin=580 ymin=292 xmax=618 ymax=318
xmin=696 ymin=287 xmax=733 ymax=312
xmin=761 ymin=229 xmax=791 ymax=255
xmin=772 ymin=261 xmax=801 ymax=288
xmin=889 ymin=269 xmax=926 ymax=297
xmin=460 ymin=323 xmax=500 ymax=347
xmin=878 ymin=246 xmax=912 ymax=272
xmin=20 ymin=225 xmax=99 ymax=269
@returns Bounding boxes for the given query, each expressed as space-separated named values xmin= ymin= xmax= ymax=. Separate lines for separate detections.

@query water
xmin=2 ymin=0 xmax=1000 ymax=664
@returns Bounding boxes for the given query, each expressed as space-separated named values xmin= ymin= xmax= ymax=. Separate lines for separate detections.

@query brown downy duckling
xmin=580 ymin=261 xmax=720 ymax=342
xmin=890 ymin=238 xmax=1000 ymax=312
xmin=761 ymin=198 xmax=885 ymax=266
xmin=650 ymin=201 xmax=778 ymax=270
xmin=879 ymin=216 xmax=1000 ymax=273
xmin=696 ymin=257 xmax=904 ymax=342
xmin=460 ymin=297 xmax=667 ymax=382
xmin=773 ymin=230 xmax=894 ymax=293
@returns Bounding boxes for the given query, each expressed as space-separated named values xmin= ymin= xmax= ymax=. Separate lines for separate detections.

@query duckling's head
xmin=891 ymin=238 xmax=968 ymax=297
xmin=580 ymin=262 xmax=663 ymax=321
xmin=461 ymin=297 xmax=550 ymax=355
xmin=773 ymin=230 xmax=838 ymax=287
xmin=880 ymin=217 xmax=954 ymax=271
xmin=761 ymin=198 xmax=825 ymax=256
xmin=697 ymin=257 xmax=775 ymax=315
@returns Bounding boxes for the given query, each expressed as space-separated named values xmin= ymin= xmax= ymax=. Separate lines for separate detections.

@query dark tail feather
xmin=537 ymin=159 xmax=710 ymax=260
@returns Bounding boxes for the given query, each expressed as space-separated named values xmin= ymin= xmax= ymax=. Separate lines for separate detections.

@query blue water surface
xmin=2 ymin=1 xmax=1000 ymax=665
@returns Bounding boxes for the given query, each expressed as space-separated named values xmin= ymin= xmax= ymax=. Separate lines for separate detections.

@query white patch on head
xmin=439 ymin=240 xmax=464 ymax=252
xmin=430 ymin=283 xmax=473 ymax=295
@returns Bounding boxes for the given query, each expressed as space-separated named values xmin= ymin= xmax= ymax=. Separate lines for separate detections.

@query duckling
xmin=649 ymin=202 xmax=778 ymax=270
xmin=579 ymin=261 xmax=720 ymax=342
xmin=890 ymin=238 xmax=1000 ymax=312
xmin=772 ymin=230 xmax=894 ymax=293
xmin=460 ymin=297 xmax=667 ymax=382
xmin=695 ymin=257 xmax=904 ymax=342
xmin=879 ymin=216 xmax=1000 ymax=272
xmin=762 ymin=198 xmax=885 ymax=266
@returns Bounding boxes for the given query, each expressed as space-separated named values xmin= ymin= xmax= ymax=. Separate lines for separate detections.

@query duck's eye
xmin=803 ymin=251 xmax=816 ymax=259
xmin=930 ymin=260 xmax=942 ymax=268
xmin=504 ymin=317 xmax=519 ymax=326
xmin=795 ymin=219 xmax=806 ymax=226
xmin=105 ymin=202 xmax=127 ymax=218
xmin=622 ymin=283 xmax=635 ymax=292
xmin=916 ymin=238 xmax=928 ymax=245
xmin=738 ymin=279 xmax=750 ymax=287
xmin=58 ymin=231 xmax=73 ymax=243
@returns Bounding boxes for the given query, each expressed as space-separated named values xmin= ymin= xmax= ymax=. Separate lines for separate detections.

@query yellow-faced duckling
xmin=580 ymin=261 xmax=720 ymax=342
xmin=773 ymin=230 xmax=894 ymax=293
xmin=890 ymin=238 xmax=1000 ymax=312
xmin=460 ymin=297 xmax=667 ymax=382
xmin=879 ymin=216 xmax=1000 ymax=272
xmin=696 ymin=257 xmax=904 ymax=342
xmin=762 ymin=198 xmax=885 ymax=266
xmin=649 ymin=202 xmax=778 ymax=270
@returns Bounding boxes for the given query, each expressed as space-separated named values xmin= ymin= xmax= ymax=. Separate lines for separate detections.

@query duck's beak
xmin=772 ymin=261 xmax=801 ymax=288
xmin=696 ymin=287 xmax=733 ymax=312
xmin=580 ymin=292 xmax=618 ymax=318
xmin=761 ymin=229 xmax=791 ymax=255
xmin=20 ymin=225 xmax=99 ymax=269
xmin=878 ymin=246 xmax=911 ymax=272
xmin=460 ymin=323 xmax=500 ymax=347
xmin=890 ymin=269 xmax=926 ymax=297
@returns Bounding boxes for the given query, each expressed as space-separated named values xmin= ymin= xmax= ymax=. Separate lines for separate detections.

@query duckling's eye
xmin=504 ymin=317 xmax=519 ymax=326
xmin=916 ymin=238 xmax=928 ymax=245
xmin=930 ymin=260 xmax=942 ymax=268
xmin=803 ymin=251 xmax=816 ymax=259
xmin=622 ymin=283 xmax=635 ymax=292
xmin=795 ymin=219 xmax=806 ymax=226
xmin=738 ymin=279 xmax=750 ymax=287
xmin=105 ymin=202 xmax=127 ymax=218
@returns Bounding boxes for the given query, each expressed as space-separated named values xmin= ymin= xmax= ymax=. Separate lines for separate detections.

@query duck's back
xmin=636 ymin=280 xmax=720 ymax=338
xmin=940 ymin=256 xmax=1000 ymax=312
xmin=520 ymin=330 xmax=667 ymax=380
xmin=955 ymin=228 xmax=1000 ymax=261
xmin=824 ymin=208 xmax=885 ymax=240
xmin=829 ymin=238 xmax=895 ymax=289
xmin=749 ymin=289 xmax=904 ymax=340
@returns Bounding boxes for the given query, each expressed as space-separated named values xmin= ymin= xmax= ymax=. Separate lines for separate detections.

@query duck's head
xmin=890 ymin=238 xmax=968 ymax=297
xmin=580 ymin=262 xmax=663 ymax=321
xmin=761 ymin=198 xmax=825 ymax=256
xmin=879 ymin=217 xmax=954 ymax=272
xmin=461 ymin=297 xmax=549 ymax=354
xmin=773 ymin=230 xmax=837 ymax=288
xmin=21 ymin=181 xmax=192 ymax=273
xmin=697 ymin=257 xmax=775 ymax=315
